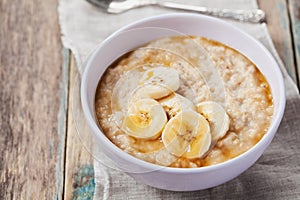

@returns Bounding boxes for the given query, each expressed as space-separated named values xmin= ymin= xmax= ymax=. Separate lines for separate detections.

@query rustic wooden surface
xmin=289 ymin=0 xmax=300 ymax=88
xmin=258 ymin=0 xmax=297 ymax=84
xmin=0 ymin=0 xmax=66 ymax=199
xmin=64 ymin=55 xmax=95 ymax=200
xmin=0 ymin=0 xmax=299 ymax=199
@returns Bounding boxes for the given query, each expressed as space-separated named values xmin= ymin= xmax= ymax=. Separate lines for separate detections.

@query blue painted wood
xmin=71 ymin=165 xmax=95 ymax=200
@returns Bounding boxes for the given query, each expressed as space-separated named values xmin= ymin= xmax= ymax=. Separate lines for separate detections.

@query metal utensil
xmin=86 ymin=0 xmax=266 ymax=23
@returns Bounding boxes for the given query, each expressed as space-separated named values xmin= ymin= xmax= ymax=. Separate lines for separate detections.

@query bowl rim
xmin=81 ymin=13 xmax=286 ymax=174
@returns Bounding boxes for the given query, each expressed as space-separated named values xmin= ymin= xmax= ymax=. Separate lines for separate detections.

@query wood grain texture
xmin=258 ymin=0 xmax=297 ymax=83
xmin=288 ymin=0 xmax=300 ymax=90
xmin=64 ymin=55 xmax=95 ymax=200
xmin=0 ymin=0 xmax=66 ymax=199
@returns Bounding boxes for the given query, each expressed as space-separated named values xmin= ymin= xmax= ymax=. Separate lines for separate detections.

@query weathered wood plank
xmin=258 ymin=0 xmax=297 ymax=84
xmin=288 ymin=0 xmax=300 ymax=90
xmin=59 ymin=48 xmax=70 ymax=199
xmin=0 ymin=0 xmax=66 ymax=199
xmin=64 ymin=55 xmax=95 ymax=200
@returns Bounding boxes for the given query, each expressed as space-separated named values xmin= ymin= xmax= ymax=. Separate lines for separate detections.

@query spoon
xmin=86 ymin=0 xmax=266 ymax=23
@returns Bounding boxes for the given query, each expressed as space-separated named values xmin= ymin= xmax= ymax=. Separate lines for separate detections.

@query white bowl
xmin=81 ymin=13 xmax=285 ymax=191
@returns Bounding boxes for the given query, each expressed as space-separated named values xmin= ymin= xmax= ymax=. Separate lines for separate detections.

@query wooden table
xmin=0 ymin=0 xmax=299 ymax=199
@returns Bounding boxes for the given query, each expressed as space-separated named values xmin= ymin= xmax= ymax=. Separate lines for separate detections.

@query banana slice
xmin=122 ymin=98 xmax=167 ymax=139
xmin=155 ymin=148 xmax=178 ymax=166
xmin=159 ymin=93 xmax=196 ymax=118
xmin=182 ymin=120 xmax=211 ymax=159
xmin=162 ymin=110 xmax=211 ymax=157
xmin=196 ymin=101 xmax=230 ymax=142
xmin=138 ymin=66 xmax=180 ymax=99
xmin=111 ymin=68 xmax=142 ymax=113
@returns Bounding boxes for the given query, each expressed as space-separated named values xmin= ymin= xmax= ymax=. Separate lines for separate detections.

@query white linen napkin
xmin=58 ymin=0 xmax=300 ymax=199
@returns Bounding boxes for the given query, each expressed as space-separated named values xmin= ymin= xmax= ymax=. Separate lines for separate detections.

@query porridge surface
xmin=95 ymin=36 xmax=273 ymax=168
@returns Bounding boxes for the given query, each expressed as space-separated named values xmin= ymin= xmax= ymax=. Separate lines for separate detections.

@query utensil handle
xmin=159 ymin=2 xmax=266 ymax=23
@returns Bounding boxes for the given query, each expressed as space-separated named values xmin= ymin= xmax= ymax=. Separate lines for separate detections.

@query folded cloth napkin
xmin=58 ymin=0 xmax=300 ymax=199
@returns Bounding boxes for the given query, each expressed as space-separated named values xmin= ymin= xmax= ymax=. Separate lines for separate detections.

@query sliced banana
xmin=130 ymin=84 xmax=173 ymax=104
xmin=162 ymin=110 xmax=211 ymax=157
xmin=111 ymin=69 xmax=142 ymax=113
xmin=155 ymin=148 xmax=178 ymax=166
xmin=122 ymin=98 xmax=167 ymax=139
xmin=183 ymin=119 xmax=211 ymax=159
xmin=159 ymin=93 xmax=196 ymax=118
xmin=196 ymin=101 xmax=230 ymax=142
xmin=138 ymin=66 xmax=180 ymax=99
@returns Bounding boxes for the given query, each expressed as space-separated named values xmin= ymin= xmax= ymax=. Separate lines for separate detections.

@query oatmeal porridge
xmin=95 ymin=36 xmax=273 ymax=168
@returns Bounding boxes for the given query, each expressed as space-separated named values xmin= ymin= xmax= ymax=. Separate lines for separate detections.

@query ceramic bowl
xmin=81 ymin=13 xmax=285 ymax=191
